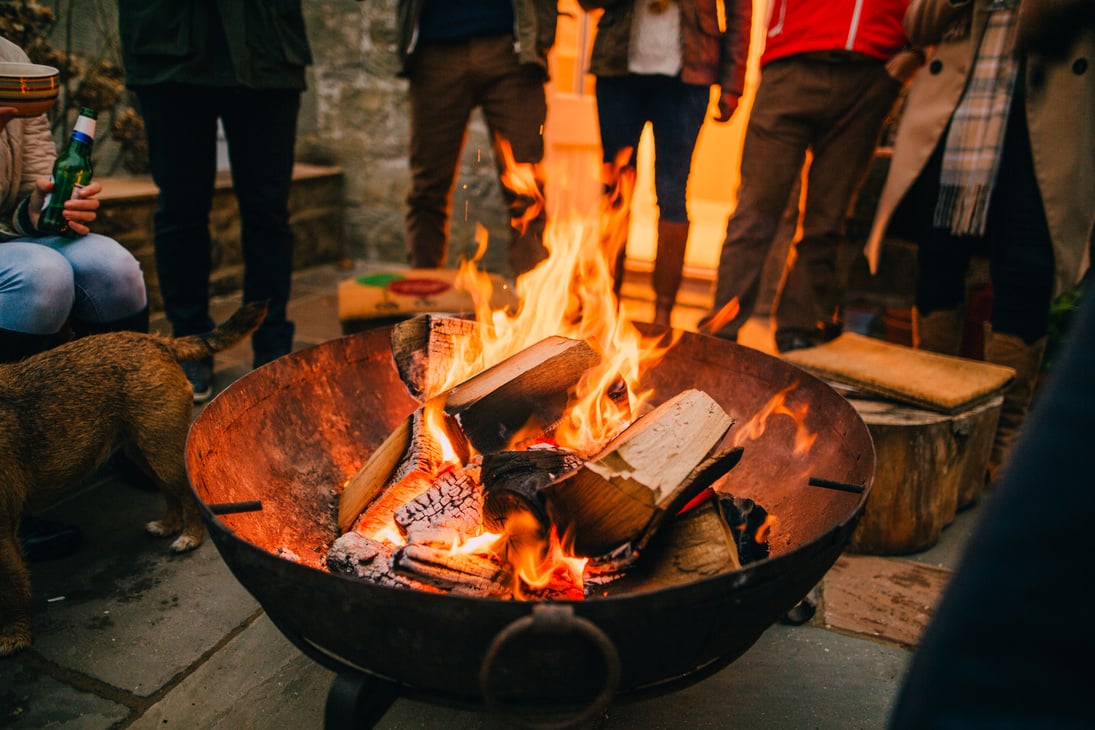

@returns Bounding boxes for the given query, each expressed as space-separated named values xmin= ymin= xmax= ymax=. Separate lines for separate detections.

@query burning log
xmin=325 ymin=532 xmax=414 ymax=588
xmin=442 ymin=335 xmax=602 ymax=453
xmin=393 ymin=465 xmax=482 ymax=538
xmin=619 ymin=498 xmax=743 ymax=591
xmin=338 ymin=407 xmax=468 ymax=533
xmin=542 ymin=389 xmax=735 ymax=557
xmin=390 ymin=314 xmax=481 ymax=400
xmin=392 ymin=543 xmax=512 ymax=597
xmin=479 ymin=445 xmax=583 ymax=533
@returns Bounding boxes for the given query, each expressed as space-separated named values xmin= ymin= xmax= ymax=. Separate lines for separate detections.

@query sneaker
xmin=181 ymin=357 xmax=214 ymax=403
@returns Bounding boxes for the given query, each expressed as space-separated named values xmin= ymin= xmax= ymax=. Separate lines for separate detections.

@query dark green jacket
xmin=118 ymin=0 xmax=313 ymax=90
xmin=395 ymin=0 xmax=559 ymax=78
xmin=579 ymin=0 xmax=751 ymax=96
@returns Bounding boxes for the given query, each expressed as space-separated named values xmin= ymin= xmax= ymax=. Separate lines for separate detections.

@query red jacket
xmin=761 ymin=0 xmax=909 ymax=66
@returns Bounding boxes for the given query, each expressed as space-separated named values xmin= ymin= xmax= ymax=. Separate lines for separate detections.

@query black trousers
xmin=135 ymin=83 xmax=300 ymax=358
xmin=907 ymin=93 xmax=1055 ymax=345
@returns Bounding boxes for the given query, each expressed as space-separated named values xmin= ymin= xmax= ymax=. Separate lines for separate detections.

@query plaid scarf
xmin=934 ymin=3 xmax=1021 ymax=237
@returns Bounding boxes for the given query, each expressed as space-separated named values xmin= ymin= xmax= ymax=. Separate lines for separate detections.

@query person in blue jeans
xmin=581 ymin=0 xmax=752 ymax=327
xmin=0 ymin=35 xmax=149 ymax=561
xmin=118 ymin=1 xmax=312 ymax=402
xmin=0 ymin=40 xmax=147 ymax=364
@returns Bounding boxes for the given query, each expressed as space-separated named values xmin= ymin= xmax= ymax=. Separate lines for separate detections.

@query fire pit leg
xmin=324 ymin=672 xmax=400 ymax=730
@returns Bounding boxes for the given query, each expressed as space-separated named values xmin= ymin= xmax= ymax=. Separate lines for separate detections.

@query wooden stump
xmin=847 ymin=395 xmax=1002 ymax=555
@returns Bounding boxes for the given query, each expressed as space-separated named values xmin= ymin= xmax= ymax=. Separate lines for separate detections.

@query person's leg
xmin=41 ymin=232 xmax=148 ymax=335
xmin=0 ymin=241 xmax=74 ymax=362
xmin=981 ymin=99 xmax=1055 ymax=478
xmin=706 ymin=60 xmax=815 ymax=340
xmin=405 ymin=41 xmax=479 ymax=269
xmin=594 ymin=74 xmax=650 ymax=296
xmin=134 ymin=84 xmax=219 ymax=338
xmin=648 ymin=77 xmax=708 ymax=325
xmin=220 ymin=87 xmax=301 ymax=366
xmin=775 ymin=61 xmax=902 ymax=348
xmin=476 ymin=35 xmax=550 ymax=278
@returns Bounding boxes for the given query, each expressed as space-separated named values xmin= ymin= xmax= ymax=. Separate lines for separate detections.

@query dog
xmin=0 ymin=302 xmax=266 ymax=656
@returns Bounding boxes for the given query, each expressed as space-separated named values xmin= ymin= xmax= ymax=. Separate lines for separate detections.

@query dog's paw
xmin=169 ymin=534 xmax=202 ymax=553
xmin=1 ymin=624 xmax=32 ymax=656
xmin=145 ymin=519 xmax=177 ymax=538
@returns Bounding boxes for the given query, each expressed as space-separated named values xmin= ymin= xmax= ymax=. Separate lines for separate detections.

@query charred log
xmin=325 ymin=532 xmax=414 ymax=588
xmin=719 ymin=495 xmax=771 ymax=565
xmin=392 ymin=543 xmax=512 ymax=597
xmin=393 ymin=466 xmax=482 ymax=537
xmin=479 ymin=445 xmax=583 ymax=533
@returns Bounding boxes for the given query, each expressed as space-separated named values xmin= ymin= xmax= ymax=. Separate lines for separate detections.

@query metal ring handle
xmin=480 ymin=604 xmax=621 ymax=730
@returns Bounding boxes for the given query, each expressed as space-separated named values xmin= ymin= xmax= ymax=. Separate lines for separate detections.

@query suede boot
xmin=913 ymin=308 xmax=963 ymax=356
xmin=984 ymin=328 xmax=1047 ymax=481
xmin=652 ymin=221 xmax=690 ymax=327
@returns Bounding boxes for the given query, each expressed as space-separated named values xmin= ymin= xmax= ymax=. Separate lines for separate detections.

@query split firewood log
xmin=338 ymin=406 xmax=468 ymax=533
xmin=390 ymin=314 xmax=481 ymax=400
xmin=442 ymin=335 xmax=602 ymax=454
xmin=542 ymin=388 xmax=734 ymax=557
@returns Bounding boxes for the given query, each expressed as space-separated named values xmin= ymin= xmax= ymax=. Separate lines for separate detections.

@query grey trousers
xmin=707 ymin=56 xmax=902 ymax=339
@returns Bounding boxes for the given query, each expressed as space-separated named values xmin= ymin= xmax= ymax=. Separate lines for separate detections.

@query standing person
xmin=117 ymin=1 xmax=312 ymax=402
xmin=581 ymin=0 xmax=753 ymax=327
xmin=864 ymin=0 xmax=1094 ymax=480
xmin=702 ymin=0 xmax=919 ymax=351
xmin=397 ymin=0 xmax=558 ymax=280
xmin=0 ymin=37 xmax=148 ymax=364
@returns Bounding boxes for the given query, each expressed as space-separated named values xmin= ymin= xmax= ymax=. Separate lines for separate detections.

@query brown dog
xmin=0 ymin=302 xmax=266 ymax=656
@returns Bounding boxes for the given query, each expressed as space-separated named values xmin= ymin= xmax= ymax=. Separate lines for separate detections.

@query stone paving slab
xmin=821 ymin=555 xmax=951 ymax=648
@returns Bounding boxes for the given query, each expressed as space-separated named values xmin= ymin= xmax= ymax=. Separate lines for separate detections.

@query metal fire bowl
xmin=186 ymin=326 xmax=874 ymax=708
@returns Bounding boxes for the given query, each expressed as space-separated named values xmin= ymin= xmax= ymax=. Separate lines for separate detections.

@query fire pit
xmin=186 ymin=323 xmax=874 ymax=727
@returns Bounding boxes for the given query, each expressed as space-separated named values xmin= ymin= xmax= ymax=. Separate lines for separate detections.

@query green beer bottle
xmin=38 ymin=107 xmax=97 ymax=238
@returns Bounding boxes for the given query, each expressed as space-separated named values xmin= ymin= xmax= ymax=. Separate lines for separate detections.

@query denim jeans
xmin=0 ymin=234 xmax=147 ymax=334
xmin=594 ymin=73 xmax=710 ymax=224
xmin=135 ymin=83 xmax=300 ymax=358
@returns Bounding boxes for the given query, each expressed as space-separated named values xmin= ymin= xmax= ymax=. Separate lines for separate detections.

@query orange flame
xmin=732 ymin=383 xmax=818 ymax=457
xmin=442 ymin=138 xmax=680 ymax=455
xmin=699 ymin=297 xmax=741 ymax=336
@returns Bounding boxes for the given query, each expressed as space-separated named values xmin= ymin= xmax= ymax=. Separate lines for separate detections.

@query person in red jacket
xmin=702 ymin=0 xmax=921 ymax=352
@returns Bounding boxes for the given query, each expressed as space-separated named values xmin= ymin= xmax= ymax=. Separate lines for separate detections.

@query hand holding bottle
xmin=30 ymin=178 xmax=102 ymax=237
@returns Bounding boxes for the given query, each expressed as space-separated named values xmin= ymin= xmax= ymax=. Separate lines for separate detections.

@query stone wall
xmin=296 ymin=1 xmax=512 ymax=273
xmin=96 ymin=165 xmax=344 ymax=313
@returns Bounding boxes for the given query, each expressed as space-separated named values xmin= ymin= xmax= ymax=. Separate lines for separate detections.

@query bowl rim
xmin=0 ymin=61 xmax=61 ymax=78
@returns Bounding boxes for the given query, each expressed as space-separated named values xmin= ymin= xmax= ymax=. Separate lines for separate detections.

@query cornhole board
xmin=338 ymin=268 xmax=517 ymax=334
xmin=783 ymin=333 xmax=1014 ymax=554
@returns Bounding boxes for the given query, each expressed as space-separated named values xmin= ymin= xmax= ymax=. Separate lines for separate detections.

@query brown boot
xmin=913 ymin=308 xmax=963 ymax=355
xmin=652 ymin=220 xmax=689 ymax=327
xmin=984 ymin=328 xmax=1047 ymax=481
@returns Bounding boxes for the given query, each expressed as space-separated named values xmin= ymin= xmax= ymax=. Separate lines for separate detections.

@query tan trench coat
xmin=865 ymin=0 xmax=1095 ymax=297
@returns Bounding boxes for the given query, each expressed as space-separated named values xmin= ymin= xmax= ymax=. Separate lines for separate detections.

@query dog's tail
xmin=169 ymin=301 xmax=268 ymax=362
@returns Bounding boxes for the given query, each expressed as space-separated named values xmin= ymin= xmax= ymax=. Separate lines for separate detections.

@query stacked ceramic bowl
xmin=0 ymin=62 xmax=60 ymax=117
